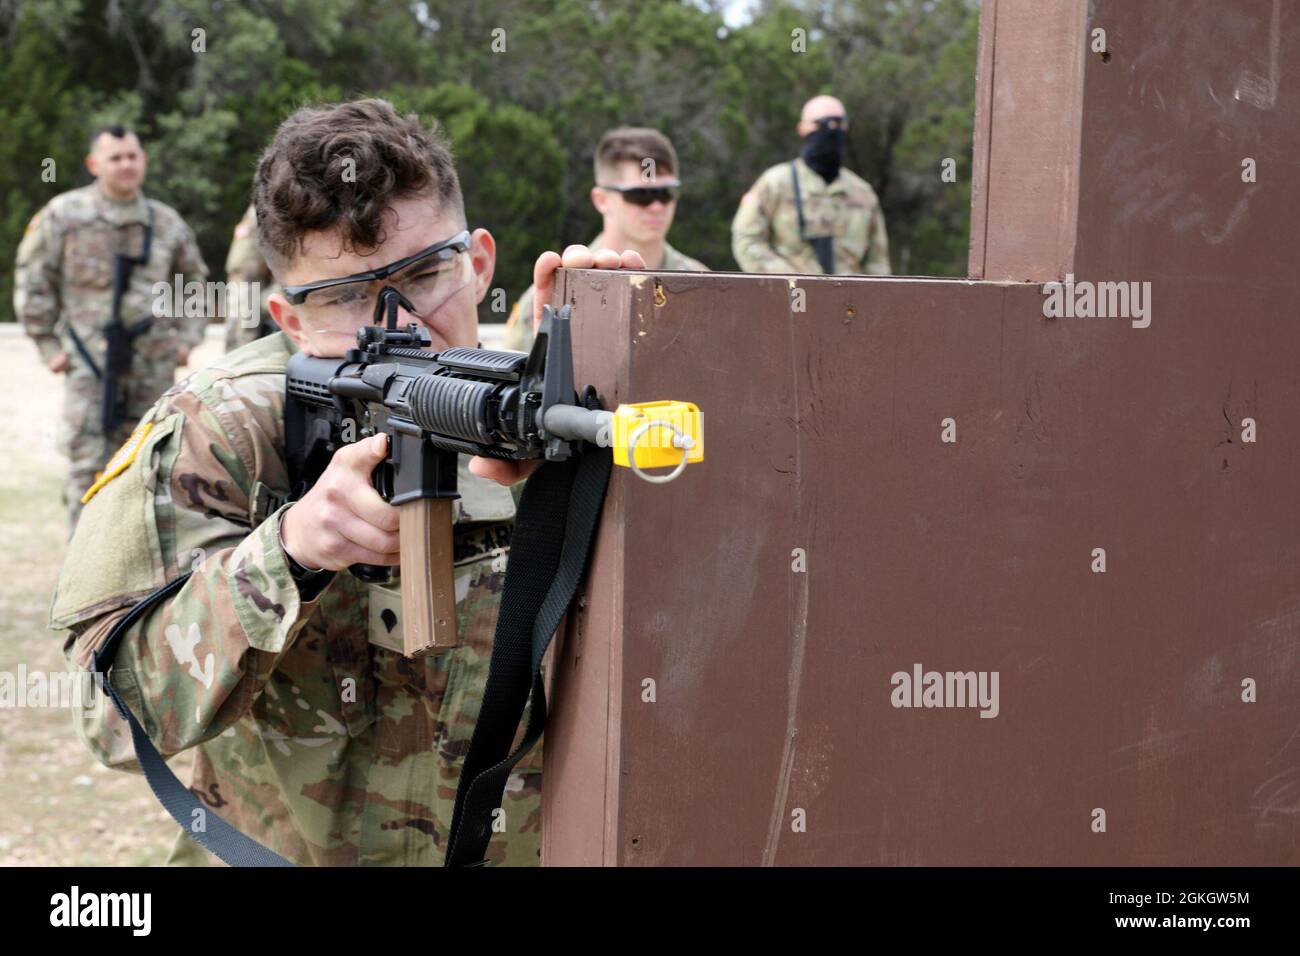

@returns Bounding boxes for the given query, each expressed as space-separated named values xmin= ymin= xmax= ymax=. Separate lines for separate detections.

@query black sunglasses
xmin=598 ymin=181 xmax=681 ymax=207
xmin=282 ymin=229 xmax=472 ymax=305
xmin=813 ymin=115 xmax=848 ymax=130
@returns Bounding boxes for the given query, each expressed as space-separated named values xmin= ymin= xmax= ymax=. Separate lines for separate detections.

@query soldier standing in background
xmin=53 ymin=98 xmax=643 ymax=866
xmin=732 ymin=95 xmax=891 ymax=276
xmin=502 ymin=126 xmax=707 ymax=352
xmin=14 ymin=124 xmax=209 ymax=527
xmin=222 ymin=203 xmax=279 ymax=352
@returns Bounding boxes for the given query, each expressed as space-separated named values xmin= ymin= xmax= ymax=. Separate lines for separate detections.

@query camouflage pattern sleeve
xmin=13 ymin=204 xmax=66 ymax=365
xmin=58 ymin=379 xmax=324 ymax=770
xmin=501 ymin=284 xmax=538 ymax=353
xmin=865 ymin=202 xmax=892 ymax=276
xmin=223 ymin=205 xmax=268 ymax=281
xmin=170 ymin=215 xmax=211 ymax=349
xmin=660 ymin=242 xmax=710 ymax=273
xmin=731 ymin=171 xmax=797 ymax=274
xmin=222 ymin=205 xmax=275 ymax=352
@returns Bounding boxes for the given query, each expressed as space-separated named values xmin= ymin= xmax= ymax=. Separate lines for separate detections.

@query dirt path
xmin=0 ymin=329 xmax=223 ymax=866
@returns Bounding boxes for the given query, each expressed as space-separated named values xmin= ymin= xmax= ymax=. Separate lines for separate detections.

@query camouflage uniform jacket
xmin=731 ymin=157 xmax=891 ymax=276
xmin=14 ymin=183 xmax=209 ymax=369
xmin=500 ymin=233 xmax=708 ymax=352
xmin=53 ymin=331 xmax=542 ymax=866
xmin=222 ymin=203 xmax=280 ymax=353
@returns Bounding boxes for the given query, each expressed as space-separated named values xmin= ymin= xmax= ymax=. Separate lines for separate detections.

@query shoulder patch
xmin=81 ymin=421 xmax=153 ymax=504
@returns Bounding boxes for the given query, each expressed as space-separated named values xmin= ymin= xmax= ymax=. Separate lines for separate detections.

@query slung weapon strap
xmin=90 ymin=571 xmax=294 ymax=866
xmin=87 ymin=394 xmax=612 ymax=868
xmin=790 ymin=161 xmax=836 ymax=275
xmin=445 ymin=390 xmax=612 ymax=867
xmin=790 ymin=160 xmax=809 ymax=239
xmin=101 ymin=205 xmax=157 ymax=433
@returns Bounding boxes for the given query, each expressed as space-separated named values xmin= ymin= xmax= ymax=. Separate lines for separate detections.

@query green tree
xmin=769 ymin=0 xmax=981 ymax=275
xmin=381 ymin=83 xmax=566 ymax=322
xmin=1 ymin=0 xmax=979 ymax=325
xmin=0 ymin=2 xmax=97 ymax=322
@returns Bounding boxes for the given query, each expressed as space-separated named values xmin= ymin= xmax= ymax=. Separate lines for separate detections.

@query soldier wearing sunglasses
xmin=54 ymin=98 xmax=644 ymax=866
xmin=502 ymin=127 xmax=708 ymax=352
xmin=732 ymin=94 xmax=891 ymax=277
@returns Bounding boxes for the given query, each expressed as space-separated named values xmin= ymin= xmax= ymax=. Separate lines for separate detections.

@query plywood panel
xmin=543 ymin=269 xmax=1300 ymax=865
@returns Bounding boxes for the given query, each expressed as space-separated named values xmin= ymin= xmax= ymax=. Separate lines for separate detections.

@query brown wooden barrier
xmin=539 ymin=0 xmax=1300 ymax=865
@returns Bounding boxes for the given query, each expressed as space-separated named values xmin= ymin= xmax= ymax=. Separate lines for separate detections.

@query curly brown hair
xmin=253 ymin=99 xmax=464 ymax=276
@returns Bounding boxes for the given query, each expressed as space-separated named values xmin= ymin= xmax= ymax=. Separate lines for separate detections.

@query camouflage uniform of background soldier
xmin=14 ymin=125 xmax=209 ymax=527
xmin=502 ymin=126 xmax=708 ymax=353
xmin=50 ymin=99 xmax=643 ymax=867
xmin=222 ymin=204 xmax=280 ymax=353
xmin=503 ymin=239 xmax=704 ymax=352
xmin=732 ymin=95 xmax=891 ymax=277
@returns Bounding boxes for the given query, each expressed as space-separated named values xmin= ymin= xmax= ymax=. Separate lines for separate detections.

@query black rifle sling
xmin=101 ymin=207 xmax=156 ymax=434
xmin=445 ymin=392 xmax=613 ymax=867
xmin=65 ymin=324 xmax=102 ymax=379
xmin=790 ymin=161 xmax=836 ymax=275
xmin=64 ymin=205 xmax=156 ymax=390
xmin=90 ymin=572 xmax=293 ymax=866
xmin=88 ymin=396 xmax=610 ymax=868
xmin=790 ymin=160 xmax=808 ymax=237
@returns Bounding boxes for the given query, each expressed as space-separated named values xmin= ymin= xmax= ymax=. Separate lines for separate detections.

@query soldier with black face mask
xmin=732 ymin=95 xmax=891 ymax=277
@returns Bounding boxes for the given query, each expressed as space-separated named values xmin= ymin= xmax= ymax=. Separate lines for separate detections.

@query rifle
xmin=66 ymin=206 xmax=156 ymax=434
xmin=284 ymin=286 xmax=703 ymax=656
xmin=87 ymin=284 xmax=702 ymax=869
xmin=790 ymin=160 xmax=836 ymax=275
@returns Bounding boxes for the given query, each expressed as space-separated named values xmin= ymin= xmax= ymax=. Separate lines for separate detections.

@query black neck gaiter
xmin=801 ymin=127 xmax=846 ymax=183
